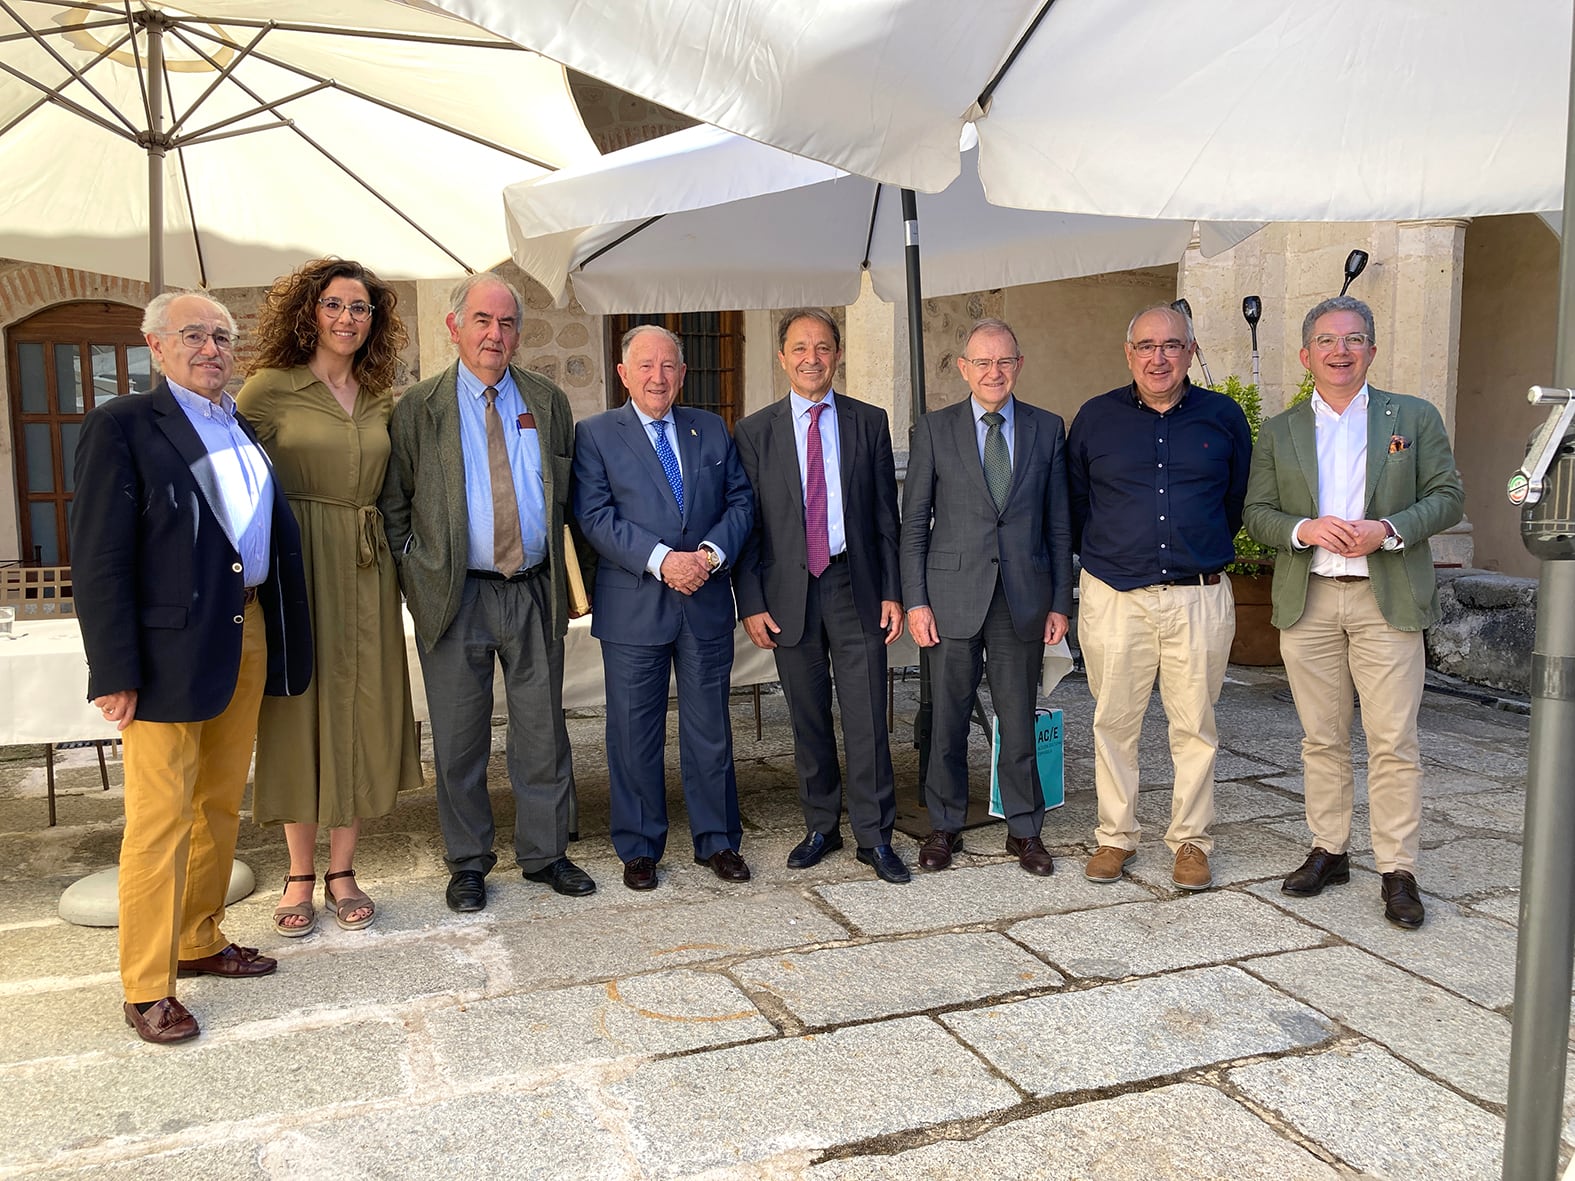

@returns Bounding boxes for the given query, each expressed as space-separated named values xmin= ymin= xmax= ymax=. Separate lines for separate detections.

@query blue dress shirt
xmin=169 ymin=381 xmax=273 ymax=585
xmin=790 ymin=388 xmax=845 ymax=558
xmin=454 ymin=363 xmax=547 ymax=572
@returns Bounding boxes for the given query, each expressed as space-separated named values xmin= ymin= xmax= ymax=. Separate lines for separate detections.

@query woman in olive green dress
xmin=238 ymin=258 xmax=422 ymax=935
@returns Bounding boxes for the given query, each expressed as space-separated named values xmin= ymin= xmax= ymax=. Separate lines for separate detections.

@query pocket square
xmin=1388 ymin=434 xmax=1411 ymax=453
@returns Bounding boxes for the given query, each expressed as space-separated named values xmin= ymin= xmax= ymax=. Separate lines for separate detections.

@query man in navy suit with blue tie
xmin=573 ymin=325 xmax=755 ymax=890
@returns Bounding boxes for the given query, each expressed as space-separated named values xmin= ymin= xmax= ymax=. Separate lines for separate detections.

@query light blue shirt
xmin=455 ymin=364 xmax=547 ymax=572
xmin=972 ymin=395 xmax=1016 ymax=467
xmin=790 ymin=388 xmax=845 ymax=558
xmin=629 ymin=403 xmax=725 ymax=579
xmin=169 ymin=380 xmax=273 ymax=585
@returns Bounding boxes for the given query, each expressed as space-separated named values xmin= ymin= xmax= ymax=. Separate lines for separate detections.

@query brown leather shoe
xmin=176 ymin=943 xmax=277 ymax=978
xmin=1172 ymin=843 xmax=1213 ymax=891
xmin=1282 ymin=847 xmax=1350 ymax=897
xmin=695 ymin=848 xmax=751 ymax=882
xmin=124 ymin=997 xmax=199 ymax=1044
xmin=1005 ymin=834 xmax=1054 ymax=876
xmin=1381 ymin=870 xmax=1426 ymax=930
xmin=1084 ymin=845 xmax=1136 ymax=883
xmin=917 ymin=830 xmax=961 ymax=871
xmin=622 ymin=857 xmax=658 ymax=891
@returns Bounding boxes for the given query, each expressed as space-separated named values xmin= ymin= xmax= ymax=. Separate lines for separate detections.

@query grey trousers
xmin=416 ymin=573 xmax=572 ymax=875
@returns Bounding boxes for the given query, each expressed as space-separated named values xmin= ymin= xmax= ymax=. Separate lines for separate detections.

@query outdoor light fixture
xmin=1170 ymin=297 xmax=1214 ymax=387
xmin=1242 ymin=296 xmax=1262 ymax=388
xmin=1340 ymin=249 xmax=1369 ymax=296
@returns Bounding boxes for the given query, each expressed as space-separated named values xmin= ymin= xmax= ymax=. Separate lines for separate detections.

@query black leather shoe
xmin=917 ymin=830 xmax=961 ymax=871
xmin=695 ymin=848 xmax=752 ymax=882
xmin=856 ymin=844 xmax=911 ymax=884
xmin=445 ymin=870 xmax=486 ymax=912
xmin=623 ymin=857 xmax=658 ymax=891
xmin=786 ymin=830 xmax=843 ymax=869
xmin=524 ymin=857 xmax=596 ymax=897
xmin=1005 ymin=834 xmax=1055 ymax=877
xmin=1281 ymin=847 xmax=1350 ymax=897
xmin=1381 ymin=870 xmax=1426 ymax=930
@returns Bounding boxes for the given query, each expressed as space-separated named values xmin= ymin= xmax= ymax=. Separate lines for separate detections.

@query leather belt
xmin=241 ymin=586 xmax=259 ymax=605
xmin=467 ymin=561 xmax=549 ymax=582
xmin=824 ymin=552 xmax=848 ymax=566
xmin=1314 ymin=573 xmax=1369 ymax=584
xmin=1152 ymin=572 xmax=1221 ymax=588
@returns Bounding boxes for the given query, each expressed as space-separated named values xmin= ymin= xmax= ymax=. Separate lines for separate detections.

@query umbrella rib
xmin=0 ymin=0 xmax=140 ymax=136
xmin=579 ymin=218 xmax=665 ymax=270
xmin=162 ymin=21 xmax=276 ymax=138
xmin=156 ymin=15 xmax=519 ymax=51
xmin=171 ymin=82 xmax=331 ymax=146
xmin=0 ymin=58 xmax=133 ymax=140
xmin=976 ymin=0 xmax=1059 ymax=112
xmin=0 ymin=14 xmax=123 ymax=45
xmin=171 ymin=136 xmax=209 ymax=289
xmin=862 ymin=185 xmax=885 ymax=269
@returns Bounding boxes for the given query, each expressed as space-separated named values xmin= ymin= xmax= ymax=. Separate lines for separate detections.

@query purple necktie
xmin=805 ymin=402 xmax=830 ymax=577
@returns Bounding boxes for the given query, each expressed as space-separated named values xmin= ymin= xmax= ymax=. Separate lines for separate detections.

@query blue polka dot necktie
xmin=651 ymin=418 xmax=684 ymax=514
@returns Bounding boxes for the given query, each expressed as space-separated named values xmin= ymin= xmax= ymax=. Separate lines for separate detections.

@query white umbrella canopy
xmin=0 ymin=0 xmax=600 ymax=289
xmin=506 ymin=124 xmax=1263 ymax=315
xmin=434 ymin=0 xmax=1568 ymax=221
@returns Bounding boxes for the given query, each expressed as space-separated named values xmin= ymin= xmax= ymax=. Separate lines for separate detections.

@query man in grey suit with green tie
xmin=1244 ymin=295 xmax=1463 ymax=930
xmin=382 ymin=274 xmax=592 ymax=912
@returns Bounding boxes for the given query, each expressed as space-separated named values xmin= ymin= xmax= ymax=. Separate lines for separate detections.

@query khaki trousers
xmin=1279 ymin=574 xmax=1425 ymax=873
xmin=119 ymin=602 xmax=266 ymax=1003
xmin=1079 ymin=570 xmax=1235 ymax=855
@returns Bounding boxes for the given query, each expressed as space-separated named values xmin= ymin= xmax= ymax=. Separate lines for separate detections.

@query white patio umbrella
xmin=505 ymin=123 xmax=1261 ymax=315
xmin=434 ymin=0 xmax=1567 ymax=221
xmin=0 ymin=0 xmax=600 ymax=290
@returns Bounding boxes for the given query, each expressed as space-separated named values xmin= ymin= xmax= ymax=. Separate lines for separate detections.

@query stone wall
xmin=1429 ymin=569 xmax=1536 ymax=696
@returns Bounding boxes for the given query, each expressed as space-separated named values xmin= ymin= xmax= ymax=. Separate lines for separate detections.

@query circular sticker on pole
xmin=1507 ymin=472 xmax=1531 ymax=506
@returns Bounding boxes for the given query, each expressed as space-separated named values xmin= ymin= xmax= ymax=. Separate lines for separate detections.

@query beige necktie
xmin=483 ymin=386 xmax=525 ymax=574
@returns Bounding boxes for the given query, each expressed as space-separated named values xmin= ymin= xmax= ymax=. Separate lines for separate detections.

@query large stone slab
xmin=1009 ymin=891 xmax=1327 ymax=981
xmin=606 ymin=1015 xmax=1021 ymax=1180
xmin=1249 ymin=944 xmax=1548 ymax=1107
xmin=1245 ymin=873 xmax=1520 ymax=1008
xmin=0 ymin=1021 xmax=408 ymax=1166
xmin=18 ymin=1142 xmax=267 ymax=1180
xmin=425 ymin=968 xmax=774 ymax=1079
xmin=941 ymin=965 xmax=1333 ymax=1096
xmin=1400 ymin=836 xmax=1521 ymax=899
xmin=733 ymin=932 xmax=1062 ymax=1027
xmin=810 ymin=1083 xmax=1340 ymax=1180
xmin=1431 ymin=788 xmax=1527 ymax=835
xmin=493 ymin=889 xmax=850 ymax=990
xmin=0 ymin=920 xmax=117 ymax=985
xmin=816 ymin=862 xmax=1148 ymax=937
xmin=257 ymin=1086 xmax=633 ymax=1181
xmin=0 ymin=980 xmax=130 ymax=1064
xmin=1230 ymin=1044 xmax=1506 ymax=1181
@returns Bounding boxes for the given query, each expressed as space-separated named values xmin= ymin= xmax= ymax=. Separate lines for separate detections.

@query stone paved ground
xmin=0 ymin=664 xmax=1553 ymax=1179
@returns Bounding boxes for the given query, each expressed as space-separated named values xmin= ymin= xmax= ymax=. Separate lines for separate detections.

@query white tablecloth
xmin=0 ymin=614 xmax=1070 ymax=747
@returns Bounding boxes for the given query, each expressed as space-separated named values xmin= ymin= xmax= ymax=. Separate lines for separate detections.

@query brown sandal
xmin=272 ymin=873 xmax=317 ymax=938
xmin=324 ymin=870 xmax=375 ymax=931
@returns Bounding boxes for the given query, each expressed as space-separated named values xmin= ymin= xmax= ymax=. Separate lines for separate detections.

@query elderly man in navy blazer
xmin=733 ymin=308 xmax=908 ymax=884
xmin=573 ymin=325 xmax=754 ymax=890
xmin=901 ymin=317 xmax=1073 ymax=877
xmin=71 ymin=290 xmax=311 ymax=1045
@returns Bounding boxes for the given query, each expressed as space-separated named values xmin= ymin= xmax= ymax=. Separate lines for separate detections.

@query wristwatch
xmin=702 ymin=545 xmax=722 ymax=571
xmin=1379 ymin=520 xmax=1403 ymax=552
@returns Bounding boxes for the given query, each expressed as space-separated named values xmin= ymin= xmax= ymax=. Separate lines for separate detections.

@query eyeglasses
xmin=1310 ymin=333 xmax=1372 ymax=351
xmin=161 ymin=326 xmax=235 ymax=351
xmin=318 ymin=296 xmax=374 ymax=322
xmin=1128 ymin=341 xmax=1189 ymax=358
xmin=962 ymin=356 xmax=1021 ymax=373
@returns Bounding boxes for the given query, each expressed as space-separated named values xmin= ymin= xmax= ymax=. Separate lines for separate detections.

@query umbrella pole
xmin=902 ymin=188 xmax=933 ymax=797
xmin=146 ymin=19 xmax=165 ymax=294
xmin=1501 ymin=15 xmax=1575 ymax=1176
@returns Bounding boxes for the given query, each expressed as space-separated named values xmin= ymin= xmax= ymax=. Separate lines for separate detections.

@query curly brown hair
xmin=248 ymin=257 xmax=408 ymax=391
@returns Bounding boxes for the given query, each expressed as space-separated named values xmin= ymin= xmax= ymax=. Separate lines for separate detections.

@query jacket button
xmin=990 ymin=558 xmax=999 ymax=565
xmin=231 ymin=562 xmax=243 ymax=573
xmin=233 ymin=614 xmax=244 ymax=624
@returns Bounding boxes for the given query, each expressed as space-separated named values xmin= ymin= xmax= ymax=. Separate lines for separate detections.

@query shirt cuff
xmin=647 ymin=543 xmax=672 ymax=580
xmin=1290 ymin=518 xmax=1312 ymax=549
xmin=700 ymin=541 xmax=725 ymax=570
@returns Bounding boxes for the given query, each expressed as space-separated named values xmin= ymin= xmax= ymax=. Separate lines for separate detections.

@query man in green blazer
xmin=381 ymin=274 xmax=591 ymax=912
xmin=1244 ymin=296 xmax=1463 ymax=930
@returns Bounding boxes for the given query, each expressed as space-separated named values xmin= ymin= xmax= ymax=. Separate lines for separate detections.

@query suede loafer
xmin=124 ymin=997 xmax=199 ymax=1045
xmin=856 ymin=843 xmax=911 ymax=884
xmin=786 ymin=830 xmax=843 ymax=869
xmin=176 ymin=943 xmax=277 ymax=978
xmin=623 ymin=857 xmax=659 ymax=891
xmin=445 ymin=870 xmax=487 ymax=912
xmin=696 ymin=848 xmax=752 ymax=882
xmin=524 ymin=857 xmax=597 ymax=897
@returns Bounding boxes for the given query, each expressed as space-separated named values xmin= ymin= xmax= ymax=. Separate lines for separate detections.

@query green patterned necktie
xmin=983 ymin=411 xmax=1010 ymax=511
